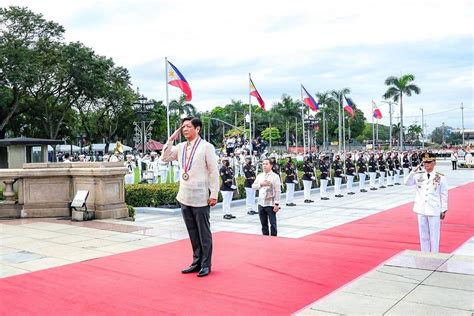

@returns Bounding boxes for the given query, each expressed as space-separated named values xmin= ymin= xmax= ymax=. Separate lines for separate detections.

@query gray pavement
xmin=1 ymin=161 xmax=473 ymax=315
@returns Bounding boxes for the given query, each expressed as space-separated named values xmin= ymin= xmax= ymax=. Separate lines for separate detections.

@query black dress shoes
xmin=335 ymin=194 xmax=344 ymax=198
xmin=370 ymin=187 xmax=377 ymax=190
xmin=286 ymin=203 xmax=296 ymax=206
xmin=181 ymin=264 xmax=201 ymax=274
xmin=321 ymin=197 xmax=329 ymax=200
xmin=247 ymin=210 xmax=258 ymax=215
xmin=348 ymin=192 xmax=355 ymax=195
xmin=360 ymin=189 xmax=368 ymax=192
xmin=197 ymin=267 xmax=211 ymax=277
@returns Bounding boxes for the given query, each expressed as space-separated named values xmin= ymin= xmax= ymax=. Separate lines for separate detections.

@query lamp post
xmin=304 ymin=115 xmax=317 ymax=155
xmin=132 ymin=91 xmax=154 ymax=177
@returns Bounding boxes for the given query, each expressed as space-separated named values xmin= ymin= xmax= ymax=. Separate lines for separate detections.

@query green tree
xmin=261 ymin=127 xmax=280 ymax=145
xmin=169 ymin=94 xmax=196 ymax=130
xmin=331 ymin=88 xmax=351 ymax=149
xmin=407 ymin=124 xmax=422 ymax=142
xmin=0 ymin=6 xmax=65 ymax=138
xmin=383 ymin=74 xmax=421 ymax=150
xmin=272 ymin=95 xmax=301 ymax=149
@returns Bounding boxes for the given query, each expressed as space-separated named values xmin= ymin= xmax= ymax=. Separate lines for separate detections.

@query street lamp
xmin=132 ymin=91 xmax=154 ymax=155
xmin=304 ymin=115 xmax=317 ymax=155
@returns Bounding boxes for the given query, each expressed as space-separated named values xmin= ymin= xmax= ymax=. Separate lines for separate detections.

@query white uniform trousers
xmin=418 ymin=214 xmax=441 ymax=253
xmin=160 ymin=170 xmax=167 ymax=183
xmin=221 ymin=191 xmax=233 ymax=215
xmin=244 ymin=187 xmax=256 ymax=212
xmin=334 ymin=177 xmax=342 ymax=195
xmin=369 ymin=172 xmax=377 ymax=188
xmin=386 ymin=171 xmax=393 ymax=185
xmin=303 ymin=180 xmax=312 ymax=200
xmin=124 ymin=174 xmax=134 ymax=185
xmin=394 ymin=169 xmax=401 ymax=184
xmin=403 ymin=168 xmax=410 ymax=178
xmin=285 ymin=183 xmax=295 ymax=204
xmin=379 ymin=171 xmax=386 ymax=187
xmin=358 ymin=173 xmax=366 ymax=191
xmin=346 ymin=175 xmax=354 ymax=193
xmin=320 ymin=179 xmax=328 ymax=198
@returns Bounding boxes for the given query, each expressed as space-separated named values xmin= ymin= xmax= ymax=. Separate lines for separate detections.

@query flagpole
xmin=248 ymin=73 xmax=252 ymax=153
xmin=372 ymin=102 xmax=375 ymax=149
xmin=376 ymin=119 xmax=379 ymax=146
xmin=301 ymin=85 xmax=306 ymax=156
xmin=165 ymin=57 xmax=170 ymax=139
xmin=342 ymin=101 xmax=346 ymax=155
xmin=295 ymin=117 xmax=298 ymax=153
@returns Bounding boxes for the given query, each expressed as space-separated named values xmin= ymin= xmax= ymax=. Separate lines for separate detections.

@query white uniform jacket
xmin=405 ymin=170 xmax=448 ymax=216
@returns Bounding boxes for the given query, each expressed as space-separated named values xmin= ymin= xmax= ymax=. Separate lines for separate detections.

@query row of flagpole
xmin=163 ymin=58 xmax=386 ymax=154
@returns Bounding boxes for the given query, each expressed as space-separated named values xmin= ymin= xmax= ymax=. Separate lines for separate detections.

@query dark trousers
xmin=452 ymin=161 xmax=457 ymax=170
xmin=181 ymin=204 xmax=213 ymax=268
xmin=258 ymin=205 xmax=277 ymax=236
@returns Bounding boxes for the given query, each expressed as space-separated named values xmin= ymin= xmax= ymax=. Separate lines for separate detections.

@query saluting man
xmin=345 ymin=153 xmax=356 ymax=195
xmin=284 ymin=155 xmax=297 ymax=206
xmin=334 ymin=154 xmax=344 ymax=198
xmin=319 ymin=154 xmax=330 ymax=200
xmin=357 ymin=152 xmax=368 ymax=192
xmin=405 ymin=152 xmax=448 ymax=253
xmin=243 ymin=155 xmax=257 ymax=215
xmin=302 ymin=155 xmax=315 ymax=203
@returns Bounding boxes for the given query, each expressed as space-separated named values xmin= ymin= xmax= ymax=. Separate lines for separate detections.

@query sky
xmin=3 ymin=0 xmax=474 ymax=134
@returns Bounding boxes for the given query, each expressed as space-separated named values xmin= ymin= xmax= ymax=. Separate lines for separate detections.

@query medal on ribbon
xmin=181 ymin=138 xmax=202 ymax=181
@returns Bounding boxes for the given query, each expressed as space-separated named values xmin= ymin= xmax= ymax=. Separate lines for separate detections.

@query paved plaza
xmin=1 ymin=161 xmax=473 ymax=315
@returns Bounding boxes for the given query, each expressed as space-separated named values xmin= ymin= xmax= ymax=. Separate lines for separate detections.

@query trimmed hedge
xmin=125 ymin=183 xmax=180 ymax=207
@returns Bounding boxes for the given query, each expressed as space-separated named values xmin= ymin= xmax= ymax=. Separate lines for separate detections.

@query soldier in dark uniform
xmin=411 ymin=152 xmax=419 ymax=169
xmin=334 ymin=154 xmax=344 ymax=197
xmin=302 ymin=155 xmax=315 ymax=203
xmin=243 ymin=156 xmax=257 ymax=215
xmin=402 ymin=151 xmax=410 ymax=176
xmin=270 ymin=155 xmax=280 ymax=176
xmin=319 ymin=154 xmax=330 ymax=200
xmin=345 ymin=153 xmax=356 ymax=195
xmin=378 ymin=152 xmax=387 ymax=188
xmin=368 ymin=152 xmax=378 ymax=190
xmin=220 ymin=157 xmax=236 ymax=219
xmin=393 ymin=151 xmax=401 ymax=185
xmin=357 ymin=152 xmax=368 ymax=192
xmin=386 ymin=152 xmax=395 ymax=186
xmin=284 ymin=156 xmax=297 ymax=206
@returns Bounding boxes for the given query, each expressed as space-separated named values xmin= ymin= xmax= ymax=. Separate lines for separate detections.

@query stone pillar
xmin=2 ymin=179 xmax=16 ymax=204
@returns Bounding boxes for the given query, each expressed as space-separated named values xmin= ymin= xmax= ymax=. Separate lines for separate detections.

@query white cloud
xmin=4 ymin=0 xmax=473 ymax=131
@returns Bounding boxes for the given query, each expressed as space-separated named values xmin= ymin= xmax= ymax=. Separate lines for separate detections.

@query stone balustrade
xmin=0 ymin=162 xmax=128 ymax=219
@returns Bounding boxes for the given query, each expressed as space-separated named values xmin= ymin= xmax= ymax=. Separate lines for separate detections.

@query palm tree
xmin=408 ymin=124 xmax=422 ymax=143
xmin=169 ymin=95 xmax=196 ymax=129
xmin=331 ymin=88 xmax=351 ymax=152
xmin=383 ymin=74 xmax=421 ymax=150
xmin=273 ymin=95 xmax=300 ymax=149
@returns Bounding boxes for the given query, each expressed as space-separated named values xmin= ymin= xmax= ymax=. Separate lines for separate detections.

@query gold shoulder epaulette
xmin=436 ymin=171 xmax=444 ymax=176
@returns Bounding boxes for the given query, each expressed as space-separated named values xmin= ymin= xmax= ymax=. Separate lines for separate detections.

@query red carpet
xmin=1 ymin=183 xmax=473 ymax=315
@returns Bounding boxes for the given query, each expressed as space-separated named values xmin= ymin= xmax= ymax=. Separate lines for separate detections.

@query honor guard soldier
xmin=402 ymin=151 xmax=410 ymax=176
xmin=393 ymin=151 xmax=401 ymax=185
xmin=405 ymin=152 xmax=448 ymax=253
xmin=220 ymin=157 xmax=236 ymax=220
xmin=333 ymin=154 xmax=344 ymax=198
xmin=386 ymin=152 xmax=394 ymax=186
xmin=368 ymin=152 xmax=378 ymax=190
xmin=357 ymin=152 xmax=368 ymax=192
xmin=411 ymin=151 xmax=419 ymax=169
xmin=302 ymin=155 xmax=315 ymax=203
xmin=284 ymin=155 xmax=297 ymax=206
xmin=270 ymin=154 xmax=281 ymax=176
xmin=243 ymin=155 xmax=257 ymax=215
xmin=319 ymin=154 xmax=330 ymax=200
xmin=378 ymin=152 xmax=387 ymax=188
xmin=345 ymin=153 xmax=356 ymax=195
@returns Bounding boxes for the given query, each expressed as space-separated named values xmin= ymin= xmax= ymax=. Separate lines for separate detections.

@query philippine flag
xmin=302 ymin=85 xmax=318 ymax=111
xmin=344 ymin=96 xmax=355 ymax=117
xmin=167 ymin=60 xmax=192 ymax=101
xmin=249 ymin=78 xmax=265 ymax=110
xmin=373 ymin=108 xmax=382 ymax=119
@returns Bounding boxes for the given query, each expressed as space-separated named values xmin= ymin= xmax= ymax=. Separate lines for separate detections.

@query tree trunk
xmin=399 ymin=94 xmax=403 ymax=151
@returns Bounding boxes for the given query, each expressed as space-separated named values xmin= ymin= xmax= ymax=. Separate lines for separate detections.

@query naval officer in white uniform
xmin=405 ymin=152 xmax=448 ymax=253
